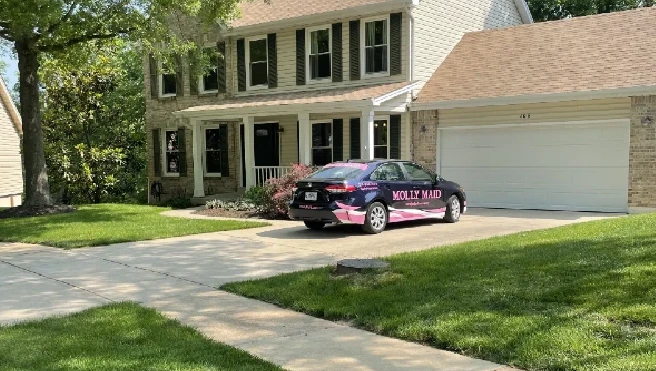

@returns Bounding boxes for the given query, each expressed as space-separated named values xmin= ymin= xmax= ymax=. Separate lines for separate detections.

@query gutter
xmin=224 ymin=0 xmax=417 ymax=36
xmin=514 ymin=0 xmax=534 ymax=23
xmin=410 ymin=85 xmax=656 ymax=111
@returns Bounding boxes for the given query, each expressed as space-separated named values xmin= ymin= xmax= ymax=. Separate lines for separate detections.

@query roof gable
xmin=415 ymin=7 xmax=656 ymax=107
xmin=0 ymin=77 xmax=21 ymax=134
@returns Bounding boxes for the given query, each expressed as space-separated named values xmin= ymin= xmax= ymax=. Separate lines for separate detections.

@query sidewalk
xmin=1 ymin=238 xmax=512 ymax=371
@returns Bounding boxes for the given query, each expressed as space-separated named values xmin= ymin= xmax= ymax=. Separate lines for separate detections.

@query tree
xmin=527 ymin=0 xmax=654 ymax=22
xmin=41 ymin=41 xmax=146 ymax=204
xmin=0 ymin=0 xmax=241 ymax=206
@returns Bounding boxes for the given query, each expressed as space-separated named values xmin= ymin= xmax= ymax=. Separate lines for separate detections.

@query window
xmin=370 ymin=163 xmax=404 ymax=181
xmin=373 ymin=119 xmax=389 ymax=159
xmin=402 ymin=162 xmax=433 ymax=181
xmin=246 ymin=37 xmax=268 ymax=88
xmin=312 ymin=122 xmax=332 ymax=166
xmin=363 ymin=17 xmax=389 ymax=75
xmin=200 ymin=48 xmax=219 ymax=93
xmin=160 ymin=62 xmax=177 ymax=97
xmin=309 ymin=166 xmax=365 ymax=180
xmin=204 ymin=128 xmax=222 ymax=176
xmin=163 ymin=130 xmax=180 ymax=175
xmin=307 ymin=26 xmax=331 ymax=81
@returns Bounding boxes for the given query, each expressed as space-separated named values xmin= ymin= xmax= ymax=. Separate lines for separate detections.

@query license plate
xmin=305 ymin=192 xmax=317 ymax=201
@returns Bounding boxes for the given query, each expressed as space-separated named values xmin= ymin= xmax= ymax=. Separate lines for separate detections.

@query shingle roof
xmin=415 ymin=7 xmax=656 ymax=105
xmin=232 ymin=0 xmax=396 ymax=28
xmin=180 ymin=81 xmax=413 ymax=113
xmin=0 ymin=77 xmax=21 ymax=134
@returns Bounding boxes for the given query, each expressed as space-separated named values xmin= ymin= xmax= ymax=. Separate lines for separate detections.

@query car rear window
xmin=309 ymin=164 xmax=367 ymax=180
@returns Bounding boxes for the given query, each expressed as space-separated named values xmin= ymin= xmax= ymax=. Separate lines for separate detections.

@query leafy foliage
xmin=243 ymin=186 xmax=268 ymax=207
xmin=527 ymin=0 xmax=654 ymax=22
xmin=206 ymin=199 xmax=260 ymax=211
xmin=42 ymin=41 xmax=146 ymax=204
xmin=262 ymin=164 xmax=315 ymax=217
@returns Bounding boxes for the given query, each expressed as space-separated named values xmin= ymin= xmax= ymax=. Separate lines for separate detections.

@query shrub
xmin=205 ymin=199 xmax=259 ymax=211
xmin=262 ymin=164 xmax=315 ymax=217
xmin=243 ymin=186 xmax=267 ymax=206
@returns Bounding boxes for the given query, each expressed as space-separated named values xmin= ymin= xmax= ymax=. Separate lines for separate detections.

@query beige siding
xmin=413 ymin=0 xmax=523 ymax=87
xmin=230 ymin=11 xmax=410 ymax=97
xmin=439 ymin=98 xmax=631 ymax=127
xmin=0 ymin=102 xmax=22 ymax=199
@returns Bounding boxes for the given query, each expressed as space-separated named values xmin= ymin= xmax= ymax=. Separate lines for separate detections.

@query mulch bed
xmin=195 ymin=208 xmax=291 ymax=221
xmin=0 ymin=204 xmax=76 ymax=219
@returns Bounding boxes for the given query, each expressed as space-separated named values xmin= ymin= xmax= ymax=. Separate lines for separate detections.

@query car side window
xmin=402 ymin=162 xmax=433 ymax=181
xmin=370 ymin=163 xmax=406 ymax=181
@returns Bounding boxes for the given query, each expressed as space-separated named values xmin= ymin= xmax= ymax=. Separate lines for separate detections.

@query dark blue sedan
xmin=289 ymin=160 xmax=466 ymax=234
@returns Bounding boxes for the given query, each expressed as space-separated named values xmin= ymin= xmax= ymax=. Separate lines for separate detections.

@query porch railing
xmin=253 ymin=166 xmax=294 ymax=186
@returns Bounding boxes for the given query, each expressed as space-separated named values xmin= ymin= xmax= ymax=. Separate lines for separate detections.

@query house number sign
xmin=520 ymin=114 xmax=531 ymax=119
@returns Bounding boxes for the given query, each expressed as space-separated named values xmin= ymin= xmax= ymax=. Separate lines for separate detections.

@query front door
xmin=254 ymin=123 xmax=280 ymax=166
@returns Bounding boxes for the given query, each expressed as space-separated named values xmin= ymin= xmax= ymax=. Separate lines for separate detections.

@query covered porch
xmin=173 ymin=81 xmax=417 ymax=198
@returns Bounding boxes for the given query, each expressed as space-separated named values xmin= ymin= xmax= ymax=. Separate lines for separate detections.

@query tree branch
xmin=45 ymin=1 xmax=79 ymax=35
xmin=38 ymin=28 xmax=136 ymax=52
xmin=0 ymin=29 xmax=14 ymax=42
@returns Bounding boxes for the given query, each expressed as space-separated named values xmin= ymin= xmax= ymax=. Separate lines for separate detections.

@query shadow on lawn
xmin=227 ymin=224 xmax=656 ymax=370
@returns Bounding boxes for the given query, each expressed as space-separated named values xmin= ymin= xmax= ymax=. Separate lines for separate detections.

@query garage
xmin=437 ymin=120 xmax=630 ymax=212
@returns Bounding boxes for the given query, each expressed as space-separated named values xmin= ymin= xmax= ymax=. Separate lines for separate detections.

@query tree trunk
xmin=17 ymin=40 xmax=52 ymax=206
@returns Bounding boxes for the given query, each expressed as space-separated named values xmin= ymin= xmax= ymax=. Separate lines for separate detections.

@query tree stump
xmin=335 ymin=259 xmax=390 ymax=275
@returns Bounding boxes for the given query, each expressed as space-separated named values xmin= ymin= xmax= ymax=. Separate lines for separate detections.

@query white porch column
xmin=297 ymin=112 xmax=311 ymax=165
xmin=243 ymin=115 xmax=256 ymax=188
xmin=192 ymin=119 xmax=205 ymax=198
xmin=361 ymin=109 xmax=375 ymax=160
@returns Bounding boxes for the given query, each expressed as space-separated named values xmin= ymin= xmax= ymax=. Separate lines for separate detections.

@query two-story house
xmin=145 ymin=0 xmax=532 ymax=201
xmin=0 ymin=76 xmax=22 ymax=208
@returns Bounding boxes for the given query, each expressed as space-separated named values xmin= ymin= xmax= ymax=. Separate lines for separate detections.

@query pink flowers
xmin=264 ymin=164 xmax=315 ymax=216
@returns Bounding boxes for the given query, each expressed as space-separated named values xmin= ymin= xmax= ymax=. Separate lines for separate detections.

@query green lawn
xmin=0 ymin=204 xmax=268 ymax=249
xmin=0 ymin=302 xmax=282 ymax=371
xmin=224 ymin=214 xmax=656 ymax=371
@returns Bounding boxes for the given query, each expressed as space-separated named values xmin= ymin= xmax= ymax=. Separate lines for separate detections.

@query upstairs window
xmin=247 ymin=36 xmax=268 ymax=89
xmin=200 ymin=48 xmax=219 ymax=93
xmin=363 ymin=17 xmax=389 ymax=75
xmin=160 ymin=62 xmax=177 ymax=97
xmin=307 ymin=26 xmax=331 ymax=81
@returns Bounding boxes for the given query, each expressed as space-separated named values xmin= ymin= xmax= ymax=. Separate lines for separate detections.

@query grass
xmin=224 ymin=213 xmax=656 ymax=371
xmin=0 ymin=302 xmax=282 ymax=371
xmin=0 ymin=204 xmax=268 ymax=249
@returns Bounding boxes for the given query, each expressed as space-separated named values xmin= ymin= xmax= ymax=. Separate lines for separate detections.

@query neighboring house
xmin=146 ymin=0 xmax=532 ymax=201
xmin=0 ymin=76 xmax=22 ymax=207
xmin=411 ymin=7 xmax=656 ymax=213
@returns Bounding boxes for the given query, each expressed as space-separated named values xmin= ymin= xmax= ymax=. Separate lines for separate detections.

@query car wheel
xmin=362 ymin=202 xmax=387 ymax=234
xmin=444 ymin=195 xmax=461 ymax=223
xmin=304 ymin=221 xmax=326 ymax=230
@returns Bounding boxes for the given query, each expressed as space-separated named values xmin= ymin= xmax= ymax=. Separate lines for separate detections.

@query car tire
xmin=362 ymin=202 xmax=388 ymax=234
xmin=304 ymin=221 xmax=326 ymax=230
xmin=444 ymin=195 xmax=462 ymax=223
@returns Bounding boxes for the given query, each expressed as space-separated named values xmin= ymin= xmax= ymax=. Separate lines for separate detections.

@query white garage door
xmin=439 ymin=121 xmax=630 ymax=212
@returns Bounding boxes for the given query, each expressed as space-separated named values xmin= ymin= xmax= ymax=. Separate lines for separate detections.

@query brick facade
xmin=411 ymin=110 xmax=439 ymax=171
xmin=145 ymin=39 xmax=240 ymax=202
xmin=628 ymin=95 xmax=656 ymax=209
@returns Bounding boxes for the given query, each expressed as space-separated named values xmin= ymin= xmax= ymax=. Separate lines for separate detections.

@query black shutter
xmin=217 ymin=42 xmax=227 ymax=93
xmin=349 ymin=20 xmax=360 ymax=81
xmin=219 ymin=124 xmax=229 ymax=176
xmin=390 ymin=115 xmax=401 ymax=160
xmin=267 ymin=33 xmax=277 ymax=88
xmin=296 ymin=121 xmax=300 ymax=163
xmin=152 ymin=129 xmax=161 ymax=177
xmin=188 ymin=51 xmax=198 ymax=95
xmin=332 ymin=23 xmax=343 ymax=83
xmin=349 ymin=118 xmax=361 ymax=159
xmin=149 ymin=55 xmax=158 ymax=99
xmin=296 ymin=29 xmax=306 ymax=85
xmin=237 ymin=39 xmax=246 ymax=92
xmin=175 ymin=55 xmax=184 ymax=97
xmin=390 ymin=13 xmax=402 ymax=76
xmin=177 ymin=128 xmax=187 ymax=177
xmin=333 ymin=119 xmax=344 ymax=161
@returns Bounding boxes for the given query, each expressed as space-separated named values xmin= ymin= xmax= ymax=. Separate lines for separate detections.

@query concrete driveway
xmin=0 ymin=209 xmax=616 ymax=371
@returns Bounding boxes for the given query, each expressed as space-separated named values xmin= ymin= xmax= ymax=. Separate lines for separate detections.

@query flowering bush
xmin=263 ymin=164 xmax=315 ymax=217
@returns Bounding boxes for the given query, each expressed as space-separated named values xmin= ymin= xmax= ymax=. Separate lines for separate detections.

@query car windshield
xmin=309 ymin=164 xmax=367 ymax=180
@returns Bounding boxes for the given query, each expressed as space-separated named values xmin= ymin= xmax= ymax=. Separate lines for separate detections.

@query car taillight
xmin=325 ymin=183 xmax=356 ymax=193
